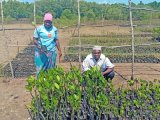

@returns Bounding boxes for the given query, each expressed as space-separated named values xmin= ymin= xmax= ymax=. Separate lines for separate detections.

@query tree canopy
xmin=0 ymin=0 xmax=160 ymax=25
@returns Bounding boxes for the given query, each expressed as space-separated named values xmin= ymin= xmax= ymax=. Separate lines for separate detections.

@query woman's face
xmin=44 ymin=20 xmax=52 ymax=29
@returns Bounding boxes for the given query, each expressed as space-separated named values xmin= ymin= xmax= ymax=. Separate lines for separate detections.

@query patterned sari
xmin=34 ymin=48 xmax=57 ymax=77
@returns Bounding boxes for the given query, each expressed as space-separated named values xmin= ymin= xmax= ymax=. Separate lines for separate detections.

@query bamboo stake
xmin=34 ymin=0 xmax=36 ymax=24
xmin=1 ymin=0 xmax=4 ymax=33
xmin=129 ymin=0 xmax=135 ymax=80
xmin=77 ymin=0 xmax=81 ymax=69
xmin=17 ymin=41 xmax=19 ymax=54
xmin=101 ymin=4 xmax=104 ymax=27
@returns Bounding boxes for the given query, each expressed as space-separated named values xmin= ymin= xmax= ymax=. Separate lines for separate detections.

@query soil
xmin=0 ymin=24 xmax=160 ymax=120
xmin=0 ymin=78 xmax=30 ymax=120
xmin=0 ymin=63 xmax=160 ymax=120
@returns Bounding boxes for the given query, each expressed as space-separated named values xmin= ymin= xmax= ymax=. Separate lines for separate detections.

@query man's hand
xmin=102 ymin=72 xmax=106 ymax=76
xmin=102 ymin=68 xmax=114 ymax=76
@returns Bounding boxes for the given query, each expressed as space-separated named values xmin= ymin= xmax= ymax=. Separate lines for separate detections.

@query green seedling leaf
xmin=56 ymin=75 xmax=60 ymax=82
xmin=45 ymin=81 xmax=50 ymax=88
xmin=25 ymin=86 xmax=32 ymax=91
xmin=27 ymin=75 xmax=35 ymax=83
xmin=52 ymin=98 xmax=58 ymax=106
xmin=54 ymin=83 xmax=60 ymax=89
xmin=69 ymin=84 xmax=75 ymax=90
xmin=128 ymin=80 xmax=135 ymax=86
xmin=41 ymin=94 xmax=48 ymax=100
xmin=120 ymin=106 xmax=124 ymax=116
xmin=89 ymin=98 xmax=94 ymax=106
xmin=38 ymin=86 xmax=43 ymax=92
xmin=133 ymin=100 xmax=139 ymax=108
xmin=26 ymin=76 xmax=35 ymax=91
xmin=74 ymin=94 xmax=79 ymax=100
xmin=32 ymin=21 xmax=36 ymax=26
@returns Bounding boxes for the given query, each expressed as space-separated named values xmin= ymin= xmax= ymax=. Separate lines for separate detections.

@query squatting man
xmin=82 ymin=46 xmax=115 ymax=80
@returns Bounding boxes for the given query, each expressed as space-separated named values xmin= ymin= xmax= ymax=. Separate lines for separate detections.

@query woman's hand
xmin=58 ymin=51 xmax=62 ymax=62
xmin=34 ymin=39 xmax=38 ymax=46
xmin=33 ymin=38 xmax=41 ymax=48
xmin=56 ymin=40 xmax=62 ymax=62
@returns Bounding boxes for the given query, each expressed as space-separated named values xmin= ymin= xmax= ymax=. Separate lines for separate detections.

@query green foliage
xmin=153 ymin=27 xmax=160 ymax=35
xmin=3 ymin=0 xmax=33 ymax=20
xmin=1 ymin=0 xmax=160 ymax=26
xmin=128 ymin=79 xmax=135 ymax=86
xmin=26 ymin=67 xmax=160 ymax=119
xmin=56 ymin=9 xmax=78 ymax=27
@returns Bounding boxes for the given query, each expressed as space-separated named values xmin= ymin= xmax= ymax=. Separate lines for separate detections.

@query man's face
xmin=44 ymin=20 xmax=52 ymax=28
xmin=92 ymin=50 xmax=101 ymax=60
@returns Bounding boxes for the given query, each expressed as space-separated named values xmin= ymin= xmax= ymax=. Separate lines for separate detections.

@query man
xmin=33 ymin=12 xmax=62 ymax=77
xmin=82 ymin=46 xmax=115 ymax=80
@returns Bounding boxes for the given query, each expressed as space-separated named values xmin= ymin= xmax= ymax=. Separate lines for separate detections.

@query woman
xmin=33 ymin=12 xmax=62 ymax=77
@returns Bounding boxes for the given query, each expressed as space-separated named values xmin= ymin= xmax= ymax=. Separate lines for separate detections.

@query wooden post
xmin=129 ymin=0 xmax=135 ymax=80
xmin=1 ymin=0 xmax=4 ymax=33
xmin=101 ymin=4 xmax=104 ymax=27
xmin=17 ymin=41 xmax=19 ymax=54
xmin=77 ymin=0 xmax=81 ymax=68
xmin=9 ymin=61 xmax=14 ymax=78
xmin=34 ymin=0 xmax=36 ymax=23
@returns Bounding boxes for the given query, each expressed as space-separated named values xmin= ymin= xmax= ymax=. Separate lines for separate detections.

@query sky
xmin=18 ymin=0 xmax=159 ymax=4
xmin=85 ymin=0 xmax=159 ymax=4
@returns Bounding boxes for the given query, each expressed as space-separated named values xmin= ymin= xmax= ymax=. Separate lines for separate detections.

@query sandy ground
xmin=0 ymin=24 xmax=160 ymax=120
xmin=0 ymin=63 xmax=160 ymax=120
xmin=0 ymin=78 xmax=30 ymax=120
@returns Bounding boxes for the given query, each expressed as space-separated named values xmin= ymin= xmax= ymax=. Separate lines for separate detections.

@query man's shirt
xmin=33 ymin=24 xmax=58 ymax=52
xmin=82 ymin=54 xmax=114 ymax=72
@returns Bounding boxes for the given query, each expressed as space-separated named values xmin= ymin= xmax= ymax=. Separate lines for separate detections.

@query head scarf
xmin=44 ymin=13 xmax=53 ymax=21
